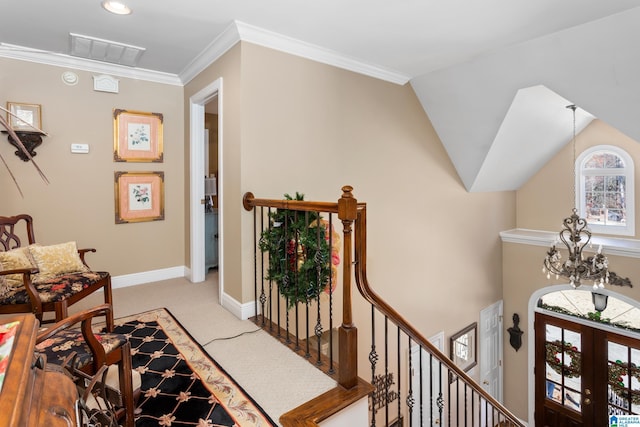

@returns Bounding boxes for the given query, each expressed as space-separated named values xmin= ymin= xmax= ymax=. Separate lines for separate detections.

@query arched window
xmin=576 ymin=145 xmax=634 ymax=236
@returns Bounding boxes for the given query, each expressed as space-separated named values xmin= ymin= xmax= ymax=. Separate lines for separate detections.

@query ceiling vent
xmin=69 ymin=33 xmax=145 ymax=67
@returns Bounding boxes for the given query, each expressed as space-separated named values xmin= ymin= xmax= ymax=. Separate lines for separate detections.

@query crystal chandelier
xmin=542 ymin=105 xmax=610 ymax=290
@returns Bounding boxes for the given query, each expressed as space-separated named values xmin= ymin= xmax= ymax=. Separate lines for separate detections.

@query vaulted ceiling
xmin=2 ymin=1 xmax=639 ymax=191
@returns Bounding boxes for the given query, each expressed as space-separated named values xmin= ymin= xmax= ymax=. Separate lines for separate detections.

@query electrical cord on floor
xmin=202 ymin=328 xmax=262 ymax=347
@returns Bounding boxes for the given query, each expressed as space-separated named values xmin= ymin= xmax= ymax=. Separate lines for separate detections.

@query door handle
xmin=483 ymin=380 xmax=489 ymax=385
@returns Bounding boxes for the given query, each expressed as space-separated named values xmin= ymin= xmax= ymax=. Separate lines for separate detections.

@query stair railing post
xmin=338 ymin=185 xmax=358 ymax=389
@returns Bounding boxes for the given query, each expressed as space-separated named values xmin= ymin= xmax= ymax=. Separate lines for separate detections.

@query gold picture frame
xmin=113 ymin=109 xmax=163 ymax=162
xmin=114 ymin=171 xmax=165 ymax=224
xmin=7 ymin=102 xmax=42 ymax=132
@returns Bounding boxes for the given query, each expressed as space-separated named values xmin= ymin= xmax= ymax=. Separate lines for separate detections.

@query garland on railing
xmin=259 ymin=193 xmax=338 ymax=308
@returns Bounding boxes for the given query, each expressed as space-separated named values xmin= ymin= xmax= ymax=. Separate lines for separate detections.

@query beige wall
xmin=184 ymin=44 xmax=242 ymax=301
xmin=3 ymin=45 xmax=521 ymax=415
xmin=1 ymin=58 xmax=185 ymax=276
xmin=504 ymin=119 xmax=640 ymax=420
xmin=238 ymin=42 xmax=516 ymax=352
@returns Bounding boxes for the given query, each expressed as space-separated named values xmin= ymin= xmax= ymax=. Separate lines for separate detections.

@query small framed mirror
xmin=450 ymin=322 xmax=477 ymax=372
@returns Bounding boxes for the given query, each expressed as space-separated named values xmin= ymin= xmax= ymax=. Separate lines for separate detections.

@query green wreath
xmin=258 ymin=193 xmax=332 ymax=308
xmin=546 ymin=340 xmax=581 ymax=378
xmin=546 ymin=342 xmax=640 ymax=405
xmin=608 ymin=361 xmax=640 ymax=405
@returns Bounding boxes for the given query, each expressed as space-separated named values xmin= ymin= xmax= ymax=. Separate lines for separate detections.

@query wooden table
xmin=0 ymin=313 xmax=78 ymax=427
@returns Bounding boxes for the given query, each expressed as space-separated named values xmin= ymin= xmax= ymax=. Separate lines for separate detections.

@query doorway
xmin=189 ymin=78 xmax=223 ymax=302
xmin=535 ymin=312 xmax=640 ymax=426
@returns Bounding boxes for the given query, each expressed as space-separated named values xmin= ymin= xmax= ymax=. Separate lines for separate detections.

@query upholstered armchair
xmin=35 ymin=304 xmax=140 ymax=427
xmin=0 ymin=214 xmax=114 ymax=330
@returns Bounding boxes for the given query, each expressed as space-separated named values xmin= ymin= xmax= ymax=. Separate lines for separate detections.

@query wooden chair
xmin=35 ymin=304 xmax=139 ymax=427
xmin=0 ymin=214 xmax=114 ymax=330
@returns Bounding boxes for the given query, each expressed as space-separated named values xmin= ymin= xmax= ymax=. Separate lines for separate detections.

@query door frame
xmin=527 ymin=285 xmax=640 ymax=423
xmin=189 ymin=78 xmax=223 ymax=303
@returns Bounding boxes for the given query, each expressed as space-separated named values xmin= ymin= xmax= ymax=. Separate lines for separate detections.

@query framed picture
xmin=7 ymin=102 xmax=42 ymax=132
xmin=450 ymin=322 xmax=477 ymax=373
xmin=114 ymin=171 xmax=164 ymax=224
xmin=113 ymin=109 xmax=163 ymax=162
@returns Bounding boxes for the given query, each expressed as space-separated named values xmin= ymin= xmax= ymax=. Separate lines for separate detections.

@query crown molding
xmin=179 ymin=21 xmax=242 ymax=85
xmin=180 ymin=20 xmax=411 ymax=86
xmin=0 ymin=43 xmax=182 ymax=86
xmin=235 ymin=21 xmax=411 ymax=85
xmin=500 ymin=228 xmax=640 ymax=259
xmin=3 ymin=21 xmax=411 ymax=87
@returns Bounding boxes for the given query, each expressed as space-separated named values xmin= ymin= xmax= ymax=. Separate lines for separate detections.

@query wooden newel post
xmin=338 ymin=185 xmax=358 ymax=389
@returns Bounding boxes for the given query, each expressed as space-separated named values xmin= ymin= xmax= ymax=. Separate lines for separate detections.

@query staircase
xmin=243 ymin=187 xmax=525 ymax=427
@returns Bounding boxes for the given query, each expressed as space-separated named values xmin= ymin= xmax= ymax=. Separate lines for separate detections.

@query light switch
xmin=71 ymin=143 xmax=89 ymax=154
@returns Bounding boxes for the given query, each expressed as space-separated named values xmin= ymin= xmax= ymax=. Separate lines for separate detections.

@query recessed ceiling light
xmin=101 ymin=1 xmax=132 ymax=15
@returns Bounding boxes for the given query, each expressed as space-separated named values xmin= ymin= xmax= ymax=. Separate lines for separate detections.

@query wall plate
xmin=71 ymin=143 xmax=89 ymax=154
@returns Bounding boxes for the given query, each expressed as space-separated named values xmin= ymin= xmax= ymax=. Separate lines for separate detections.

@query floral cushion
xmin=29 ymin=242 xmax=89 ymax=283
xmin=35 ymin=328 xmax=128 ymax=369
xmin=0 ymin=271 xmax=109 ymax=305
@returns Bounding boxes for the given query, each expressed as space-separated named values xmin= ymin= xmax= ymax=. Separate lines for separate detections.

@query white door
xmin=411 ymin=331 xmax=445 ymax=427
xmin=480 ymin=300 xmax=503 ymax=402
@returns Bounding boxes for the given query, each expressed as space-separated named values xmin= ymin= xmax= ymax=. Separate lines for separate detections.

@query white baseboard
xmin=111 ymin=266 xmax=187 ymax=289
xmin=112 ymin=266 xmax=257 ymax=321
xmin=221 ymin=291 xmax=257 ymax=320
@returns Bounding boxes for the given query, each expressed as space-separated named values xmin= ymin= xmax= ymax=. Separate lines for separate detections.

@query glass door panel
xmin=608 ymin=340 xmax=640 ymax=415
xmin=545 ymin=324 xmax=582 ymax=412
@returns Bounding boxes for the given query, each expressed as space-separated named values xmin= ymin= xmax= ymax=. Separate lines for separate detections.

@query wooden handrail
xmin=353 ymin=204 xmax=525 ymax=426
xmin=243 ymin=185 xmax=361 ymax=389
xmin=243 ymin=186 xmax=524 ymax=427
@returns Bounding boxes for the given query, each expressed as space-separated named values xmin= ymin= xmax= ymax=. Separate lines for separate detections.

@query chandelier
xmin=542 ymin=105 xmax=610 ymax=290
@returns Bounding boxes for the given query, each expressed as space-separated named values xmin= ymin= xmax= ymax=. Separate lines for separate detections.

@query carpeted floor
xmin=113 ymin=307 xmax=277 ymax=427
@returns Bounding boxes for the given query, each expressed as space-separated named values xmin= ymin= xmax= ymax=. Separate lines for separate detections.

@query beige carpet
xmin=69 ymin=271 xmax=337 ymax=426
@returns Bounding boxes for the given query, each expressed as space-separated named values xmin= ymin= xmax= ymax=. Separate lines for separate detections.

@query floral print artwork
xmin=127 ymin=123 xmax=151 ymax=151
xmin=129 ymin=183 xmax=152 ymax=211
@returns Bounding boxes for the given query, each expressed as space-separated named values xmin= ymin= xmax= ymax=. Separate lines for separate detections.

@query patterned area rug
xmin=113 ymin=308 xmax=276 ymax=427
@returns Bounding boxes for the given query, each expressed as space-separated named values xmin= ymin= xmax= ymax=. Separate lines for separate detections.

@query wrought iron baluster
xmin=327 ymin=214 xmax=335 ymax=374
xmin=384 ymin=316 xmax=389 ymax=427
xmin=293 ymin=210 xmax=299 ymax=349
xmin=429 ymin=352 xmax=434 ymax=426
xmin=396 ymin=325 xmax=401 ymax=427
xmin=419 ymin=344 xmax=424 ymax=427
xmin=314 ymin=211 xmax=323 ymax=365
xmin=369 ymin=305 xmax=378 ymax=427
xmin=437 ymin=360 xmax=444 ymax=426
xmin=407 ymin=337 xmax=414 ymax=427
xmin=258 ymin=208 xmax=267 ymax=327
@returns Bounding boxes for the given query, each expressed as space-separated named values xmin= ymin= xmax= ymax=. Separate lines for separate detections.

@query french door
xmin=535 ymin=312 xmax=640 ymax=426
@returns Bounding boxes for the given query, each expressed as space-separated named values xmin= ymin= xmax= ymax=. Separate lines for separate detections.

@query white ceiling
xmin=2 ymin=1 xmax=640 ymax=191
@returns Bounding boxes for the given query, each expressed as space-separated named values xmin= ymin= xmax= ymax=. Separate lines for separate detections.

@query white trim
xmin=111 ymin=265 xmax=257 ymax=320
xmin=0 ymin=43 xmax=182 ymax=86
xmin=189 ymin=79 xmax=224 ymax=305
xmin=111 ymin=266 xmax=187 ymax=289
xmin=500 ymin=228 xmax=640 ymax=258
xmin=2 ymin=21 xmax=410 ymax=87
xmin=179 ymin=22 xmax=242 ymax=85
xmin=221 ymin=292 xmax=257 ymax=320
xmin=234 ymin=21 xmax=410 ymax=85
xmin=576 ymin=144 xmax=635 ymax=236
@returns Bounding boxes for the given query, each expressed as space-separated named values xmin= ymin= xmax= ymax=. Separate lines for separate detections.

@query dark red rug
xmin=113 ymin=308 xmax=277 ymax=427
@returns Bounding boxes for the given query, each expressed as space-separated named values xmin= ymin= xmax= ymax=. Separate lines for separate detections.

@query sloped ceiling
xmin=411 ymin=7 xmax=640 ymax=192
